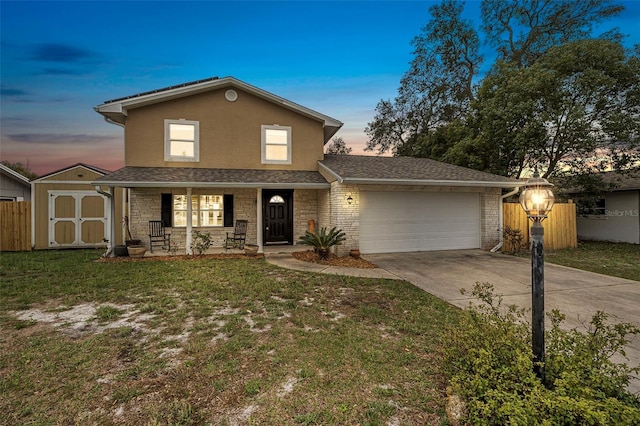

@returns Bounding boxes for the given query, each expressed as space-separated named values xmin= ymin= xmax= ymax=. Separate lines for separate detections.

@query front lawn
xmin=0 ymin=250 xmax=460 ymax=425
xmin=545 ymin=241 xmax=640 ymax=282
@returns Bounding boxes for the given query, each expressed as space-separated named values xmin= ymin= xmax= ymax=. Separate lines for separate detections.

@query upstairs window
xmin=262 ymin=125 xmax=291 ymax=164
xmin=165 ymin=119 xmax=199 ymax=162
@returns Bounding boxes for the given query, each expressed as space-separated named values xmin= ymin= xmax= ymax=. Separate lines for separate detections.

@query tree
xmin=325 ymin=137 xmax=352 ymax=155
xmin=366 ymin=0 xmax=482 ymax=154
xmin=471 ymin=39 xmax=640 ymax=179
xmin=1 ymin=160 xmax=37 ymax=180
xmin=365 ymin=0 xmax=637 ymax=185
xmin=481 ymin=0 xmax=624 ymax=67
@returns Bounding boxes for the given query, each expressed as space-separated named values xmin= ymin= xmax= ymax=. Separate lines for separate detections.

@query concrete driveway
xmin=365 ymin=250 xmax=640 ymax=393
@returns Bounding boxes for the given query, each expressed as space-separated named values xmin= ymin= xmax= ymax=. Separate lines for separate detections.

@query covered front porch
xmin=93 ymin=168 xmax=332 ymax=257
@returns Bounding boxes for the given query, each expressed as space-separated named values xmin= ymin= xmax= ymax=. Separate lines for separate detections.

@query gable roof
xmin=32 ymin=163 xmax=111 ymax=182
xmin=92 ymin=166 xmax=330 ymax=189
xmin=94 ymin=76 xmax=343 ymax=143
xmin=319 ymin=155 xmax=520 ymax=188
xmin=0 ymin=163 xmax=31 ymax=187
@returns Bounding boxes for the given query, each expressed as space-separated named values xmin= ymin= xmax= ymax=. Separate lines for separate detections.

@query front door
xmin=263 ymin=189 xmax=293 ymax=244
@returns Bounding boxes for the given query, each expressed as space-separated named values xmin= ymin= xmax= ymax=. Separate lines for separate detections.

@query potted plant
xmin=122 ymin=215 xmax=145 ymax=257
xmin=123 ymin=216 xmax=142 ymax=247
xmin=244 ymin=244 xmax=259 ymax=256
xmin=298 ymin=226 xmax=346 ymax=259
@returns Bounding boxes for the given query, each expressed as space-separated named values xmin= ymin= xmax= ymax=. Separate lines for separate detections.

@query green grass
xmin=545 ymin=241 xmax=640 ymax=282
xmin=0 ymin=250 xmax=459 ymax=425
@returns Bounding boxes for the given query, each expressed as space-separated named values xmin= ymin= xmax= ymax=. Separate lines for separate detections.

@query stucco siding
xmin=124 ymin=88 xmax=325 ymax=170
xmin=576 ymin=191 xmax=640 ymax=244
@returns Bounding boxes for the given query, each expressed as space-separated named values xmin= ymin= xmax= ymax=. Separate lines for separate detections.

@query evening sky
xmin=1 ymin=0 xmax=639 ymax=176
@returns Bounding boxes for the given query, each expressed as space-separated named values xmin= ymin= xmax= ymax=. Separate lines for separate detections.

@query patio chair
xmin=148 ymin=220 xmax=170 ymax=253
xmin=225 ymin=219 xmax=248 ymax=249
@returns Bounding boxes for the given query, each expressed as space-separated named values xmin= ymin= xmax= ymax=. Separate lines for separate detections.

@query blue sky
xmin=1 ymin=1 xmax=639 ymax=176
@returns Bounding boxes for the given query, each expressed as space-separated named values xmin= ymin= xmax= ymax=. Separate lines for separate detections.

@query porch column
xmin=109 ymin=186 xmax=116 ymax=257
xmin=256 ymin=188 xmax=263 ymax=253
xmin=186 ymin=187 xmax=193 ymax=255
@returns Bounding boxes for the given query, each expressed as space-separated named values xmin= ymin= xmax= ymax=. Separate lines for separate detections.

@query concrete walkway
xmin=263 ymin=252 xmax=398 ymax=279
xmin=265 ymin=248 xmax=640 ymax=393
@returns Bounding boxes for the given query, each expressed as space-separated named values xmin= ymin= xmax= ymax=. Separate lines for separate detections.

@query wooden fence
xmin=0 ymin=201 xmax=31 ymax=252
xmin=503 ymin=202 xmax=577 ymax=252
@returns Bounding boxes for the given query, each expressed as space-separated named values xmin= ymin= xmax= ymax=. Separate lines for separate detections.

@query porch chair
xmin=148 ymin=220 xmax=170 ymax=253
xmin=225 ymin=219 xmax=248 ymax=250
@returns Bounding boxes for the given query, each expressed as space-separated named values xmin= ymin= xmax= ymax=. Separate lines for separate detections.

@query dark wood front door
xmin=263 ymin=189 xmax=293 ymax=244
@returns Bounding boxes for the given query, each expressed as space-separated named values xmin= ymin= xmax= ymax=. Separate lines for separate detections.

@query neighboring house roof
xmin=0 ymin=163 xmax=31 ymax=187
xmin=92 ymin=166 xmax=330 ymax=189
xmin=561 ymin=170 xmax=640 ymax=194
xmin=600 ymin=171 xmax=640 ymax=191
xmin=32 ymin=163 xmax=110 ymax=182
xmin=94 ymin=76 xmax=343 ymax=143
xmin=319 ymin=155 xmax=520 ymax=188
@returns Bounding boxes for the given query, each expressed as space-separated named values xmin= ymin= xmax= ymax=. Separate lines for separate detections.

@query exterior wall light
xmin=519 ymin=171 xmax=555 ymax=384
xmin=347 ymin=195 xmax=353 ymax=205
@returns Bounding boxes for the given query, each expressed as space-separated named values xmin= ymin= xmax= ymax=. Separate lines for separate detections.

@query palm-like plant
xmin=298 ymin=226 xmax=347 ymax=259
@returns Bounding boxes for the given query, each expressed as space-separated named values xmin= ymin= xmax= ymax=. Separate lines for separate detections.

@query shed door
xmin=359 ymin=191 xmax=481 ymax=254
xmin=48 ymin=191 xmax=108 ymax=247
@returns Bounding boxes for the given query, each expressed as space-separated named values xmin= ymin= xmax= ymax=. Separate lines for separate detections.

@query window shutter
xmin=223 ymin=194 xmax=234 ymax=227
xmin=161 ymin=193 xmax=172 ymax=227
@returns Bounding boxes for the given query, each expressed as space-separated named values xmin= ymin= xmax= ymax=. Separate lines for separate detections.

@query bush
xmin=445 ymin=282 xmax=640 ymax=425
xmin=192 ymin=230 xmax=213 ymax=255
xmin=503 ymin=225 xmax=526 ymax=254
xmin=298 ymin=226 xmax=346 ymax=259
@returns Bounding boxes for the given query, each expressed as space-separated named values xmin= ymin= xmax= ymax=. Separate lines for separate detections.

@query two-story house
xmin=94 ymin=76 xmax=520 ymax=256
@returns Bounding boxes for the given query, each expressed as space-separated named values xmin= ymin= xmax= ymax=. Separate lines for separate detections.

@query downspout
xmin=30 ymin=181 xmax=36 ymax=250
xmin=491 ymin=186 xmax=521 ymax=253
xmin=96 ymin=185 xmax=116 ymax=257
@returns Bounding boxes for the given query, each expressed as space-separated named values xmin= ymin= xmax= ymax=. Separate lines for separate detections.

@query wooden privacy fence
xmin=0 ymin=201 xmax=31 ymax=252
xmin=503 ymin=202 xmax=577 ymax=252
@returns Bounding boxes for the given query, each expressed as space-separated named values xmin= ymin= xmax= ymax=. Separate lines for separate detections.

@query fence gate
xmin=503 ymin=202 xmax=577 ymax=252
xmin=48 ymin=191 xmax=108 ymax=248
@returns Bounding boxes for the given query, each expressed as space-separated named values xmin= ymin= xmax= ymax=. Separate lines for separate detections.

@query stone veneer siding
xmin=293 ymin=189 xmax=319 ymax=243
xmin=328 ymin=183 xmax=502 ymax=256
xmin=317 ymin=189 xmax=330 ymax=231
xmin=330 ymin=182 xmax=360 ymax=256
xmin=130 ymin=187 xmax=324 ymax=252
xmin=129 ymin=187 xmax=257 ymax=252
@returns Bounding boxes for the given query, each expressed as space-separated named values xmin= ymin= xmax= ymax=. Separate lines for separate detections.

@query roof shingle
xmin=320 ymin=155 xmax=518 ymax=186
xmin=93 ymin=166 xmax=330 ymax=188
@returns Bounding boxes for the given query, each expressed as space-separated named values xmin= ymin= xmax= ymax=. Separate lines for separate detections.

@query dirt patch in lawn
xmin=292 ymin=250 xmax=377 ymax=269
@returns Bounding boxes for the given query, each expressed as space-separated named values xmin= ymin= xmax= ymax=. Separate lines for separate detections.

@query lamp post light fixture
xmin=519 ymin=171 xmax=555 ymax=383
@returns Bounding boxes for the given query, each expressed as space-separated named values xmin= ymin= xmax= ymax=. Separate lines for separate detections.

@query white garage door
xmin=360 ymin=191 xmax=481 ymax=253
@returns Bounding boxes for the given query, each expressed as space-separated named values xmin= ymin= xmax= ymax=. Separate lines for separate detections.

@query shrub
xmin=192 ymin=230 xmax=213 ymax=255
xmin=444 ymin=282 xmax=640 ymax=425
xmin=298 ymin=226 xmax=346 ymax=259
xmin=503 ymin=225 xmax=526 ymax=254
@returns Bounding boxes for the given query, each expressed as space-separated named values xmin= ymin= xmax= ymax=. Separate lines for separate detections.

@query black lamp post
xmin=519 ymin=172 xmax=555 ymax=382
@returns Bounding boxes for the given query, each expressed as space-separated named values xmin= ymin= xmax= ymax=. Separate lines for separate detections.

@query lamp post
xmin=519 ymin=172 xmax=555 ymax=383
